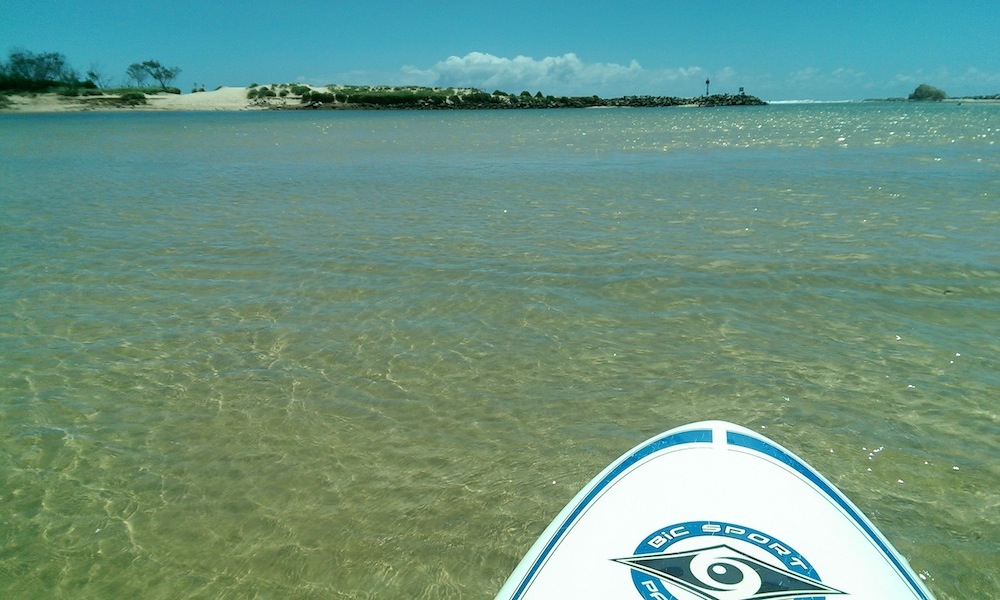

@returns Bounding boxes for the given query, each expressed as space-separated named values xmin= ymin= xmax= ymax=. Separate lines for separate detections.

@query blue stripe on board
xmin=725 ymin=430 xmax=930 ymax=600
xmin=508 ymin=428 xmax=713 ymax=599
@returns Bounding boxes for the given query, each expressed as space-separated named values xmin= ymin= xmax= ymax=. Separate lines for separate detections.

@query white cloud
xmin=400 ymin=52 xmax=714 ymax=97
xmin=401 ymin=52 xmax=640 ymax=95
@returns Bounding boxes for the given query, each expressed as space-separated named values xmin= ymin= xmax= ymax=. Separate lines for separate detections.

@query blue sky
xmin=3 ymin=1 xmax=998 ymax=100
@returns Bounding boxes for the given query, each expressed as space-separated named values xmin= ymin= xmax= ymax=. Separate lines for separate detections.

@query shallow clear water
xmin=1 ymin=104 xmax=998 ymax=598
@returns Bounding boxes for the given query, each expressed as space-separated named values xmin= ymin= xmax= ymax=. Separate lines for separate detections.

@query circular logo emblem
xmin=613 ymin=520 xmax=844 ymax=600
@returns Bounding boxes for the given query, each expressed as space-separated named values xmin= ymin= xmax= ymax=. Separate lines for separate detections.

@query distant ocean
xmin=1 ymin=103 xmax=997 ymax=599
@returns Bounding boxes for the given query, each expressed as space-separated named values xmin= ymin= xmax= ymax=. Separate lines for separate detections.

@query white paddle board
xmin=495 ymin=420 xmax=934 ymax=600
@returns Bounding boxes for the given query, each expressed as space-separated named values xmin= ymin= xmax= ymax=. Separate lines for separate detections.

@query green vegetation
xmin=248 ymin=83 xmax=303 ymax=100
xmin=290 ymin=84 xmax=767 ymax=110
xmin=1 ymin=48 xmax=183 ymax=97
xmin=247 ymin=86 xmax=277 ymax=99
xmin=909 ymin=83 xmax=947 ymax=101
xmin=117 ymin=92 xmax=148 ymax=106
xmin=0 ymin=48 xmax=91 ymax=93
xmin=300 ymin=90 xmax=338 ymax=103
xmin=332 ymin=86 xmax=472 ymax=107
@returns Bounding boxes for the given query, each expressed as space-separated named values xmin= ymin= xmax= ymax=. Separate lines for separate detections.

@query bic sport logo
xmin=613 ymin=521 xmax=845 ymax=600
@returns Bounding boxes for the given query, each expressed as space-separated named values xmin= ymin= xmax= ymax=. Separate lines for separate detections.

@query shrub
xmin=304 ymin=91 xmax=336 ymax=103
xmin=465 ymin=91 xmax=492 ymax=103
xmin=119 ymin=92 xmax=146 ymax=105
xmin=247 ymin=87 xmax=277 ymax=99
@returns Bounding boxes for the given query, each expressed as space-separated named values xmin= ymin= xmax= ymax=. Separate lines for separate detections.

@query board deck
xmin=495 ymin=420 xmax=934 ymax=600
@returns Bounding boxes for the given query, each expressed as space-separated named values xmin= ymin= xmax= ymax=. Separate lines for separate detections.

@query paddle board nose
xmin=495 ymin=420 xmax=934 ymax=600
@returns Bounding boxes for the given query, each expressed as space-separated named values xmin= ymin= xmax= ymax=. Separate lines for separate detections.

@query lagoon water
xmin=1 ymin=103 xmax=998 ymax=599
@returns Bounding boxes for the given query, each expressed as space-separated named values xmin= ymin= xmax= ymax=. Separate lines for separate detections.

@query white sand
xmin=1 ymin=86 xmax=291 ymax=113
xmin=145 ymin=86 xmax=258 ymax=110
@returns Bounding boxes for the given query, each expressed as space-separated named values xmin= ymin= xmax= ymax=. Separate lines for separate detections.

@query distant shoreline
xmin=864 ymin=97 xmax=1000 ymax=104
xmin=768 ymin=97 xmax=1000 ymax=105
xmin=0 ymin=85 xmax=767 ymax=113
xmin=5 ymin=85 xmax=1000 ymax=114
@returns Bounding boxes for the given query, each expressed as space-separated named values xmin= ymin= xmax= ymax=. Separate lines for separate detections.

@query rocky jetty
xmin=606 ymin=93 xmax=767 ymax=108
xmin=282 ymin=84 xmax=767 ymax=110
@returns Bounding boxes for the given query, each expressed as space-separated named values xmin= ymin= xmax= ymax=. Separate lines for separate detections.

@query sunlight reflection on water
xmin=1 ymin=104 xmax=998 ymax=599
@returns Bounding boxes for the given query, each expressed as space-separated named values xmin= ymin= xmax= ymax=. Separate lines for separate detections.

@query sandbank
xmin=0 ymin=86 xmax=282 ymax=113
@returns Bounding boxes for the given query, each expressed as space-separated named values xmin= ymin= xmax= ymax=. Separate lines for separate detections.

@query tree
xmin=5 ymin=49 xmax=72 ymax=82
xmin=141 ymin=60 xmax=181 ymax=90
xmin=86 ymin=63 xmax=113 ymax=89
xmin=126 ymin=63 xmax=149 ymax=87
xmin=909 ymin=83 xmax=947 ymax=101
xmin=125 ymin=60 xmax=181 ymax=89
xmin=0 ymin=49 xmax=77 ymax=91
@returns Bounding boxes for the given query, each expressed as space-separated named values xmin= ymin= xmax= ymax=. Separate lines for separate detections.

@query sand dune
xmin=1 ymin=86 xmax=277 ymax=113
